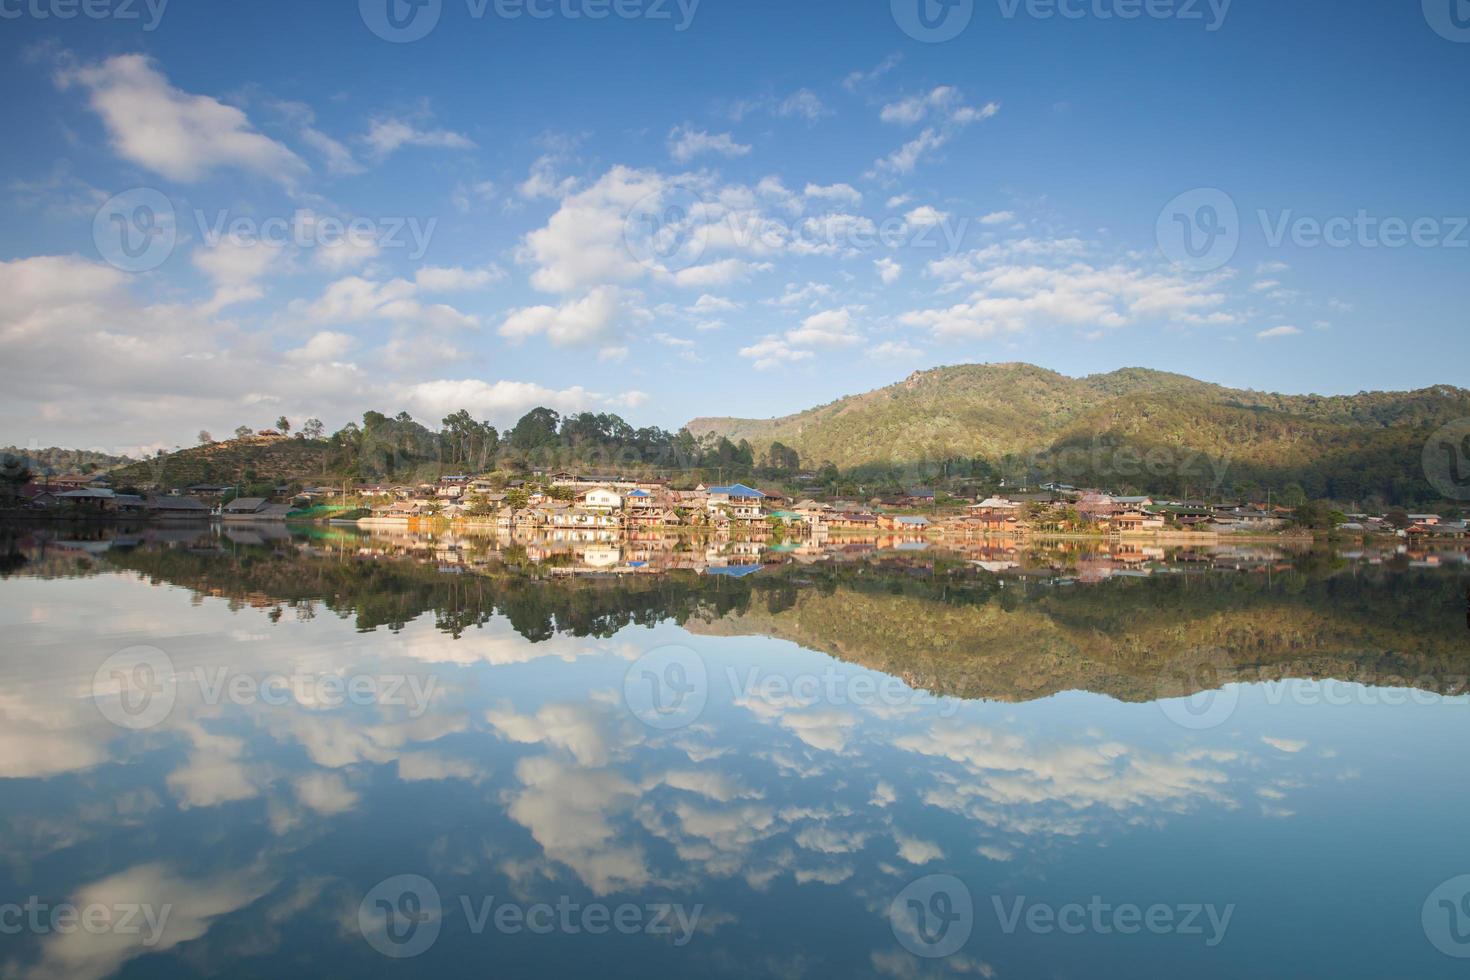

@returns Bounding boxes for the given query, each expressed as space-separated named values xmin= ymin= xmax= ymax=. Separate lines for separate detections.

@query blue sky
xmin=1 ymin=0 xmax=1467 ymax=452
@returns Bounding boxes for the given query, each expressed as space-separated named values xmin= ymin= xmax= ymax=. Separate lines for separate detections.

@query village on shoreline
xmin=8 ymin=468 xmax=1468 ymax=545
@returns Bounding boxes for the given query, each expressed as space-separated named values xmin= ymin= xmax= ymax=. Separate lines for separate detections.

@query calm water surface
xmin=2 ymin=524 xmax=1469 ymax=978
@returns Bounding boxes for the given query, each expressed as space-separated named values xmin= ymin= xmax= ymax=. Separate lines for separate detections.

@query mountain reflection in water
xmin=1 ymin=521 xmax=1468 ymax=979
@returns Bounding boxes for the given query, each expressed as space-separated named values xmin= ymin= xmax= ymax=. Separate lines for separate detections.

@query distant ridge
xmin=687 ymin=362 xmax=1470 ymax=500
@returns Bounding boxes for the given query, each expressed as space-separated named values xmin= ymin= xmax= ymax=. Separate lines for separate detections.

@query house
xmin=879 ymin=514 xmax=931 ymax=532
xmin=222 ymin=498 xmax=293 ymax=521
xmin=147 ymin=495 xmax=210 ymax=519
xmin=1112 ymin=510 xmax=1165 ymax=533
xmin=706 ymin=484 xmax=766 ymax=521
xmin=579 ymin=487 xmax=623 ymax=512
xmin=186 ymin=484 xmax=233 ymax=498
xmin=969 ymin=496 xmax=1021 ymax=517
xmin=56 ymin=487 xmax=119 ymax=510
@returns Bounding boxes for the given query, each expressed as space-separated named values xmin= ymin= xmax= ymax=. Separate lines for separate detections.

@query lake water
xmin=2 ymin=523 xmax=1469 ymax=978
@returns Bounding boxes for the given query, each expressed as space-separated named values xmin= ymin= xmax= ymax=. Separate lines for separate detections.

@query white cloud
xmin=365 ymin=117 xmax=474 ymax=158
xmin=668 ymin=125 xmax=751 ymax=163
xmin=804 ymin=183 xmax=863 ymax=207
xmin=788 ymin=308 xmax=860 ymax=347
xmin=904 ymin=242 xmax=1232 ymax=339
xmin=1256 ymin=325 xmax=1301 ymax=340
xmin=904 ymin=205 xmax=950 ymax=227
xmin=396 ymin=379 xmax=625 ymax=426
xmin=875 ymin=257 xmax=902 ymax=284
xmin=776 ymin=89 xmax=828 ymax=121
xmin=286 ymin=331 xmax=355 ymax=363
xmin=415 ymin=264 xmax=504 ymax=292
xmin=867 ymin=340 xmax=922 ymax=359
xmin=980 ymin=210 xmax=1015 ymax=225
xmin=870 ymin=90 xmax=999 ymax=176
xmin=56 ymin=54 xmax=308 ymax=186
xmin=192 ymin=239 xmax=285 ymax=313
xmin=519 ymin=155 xmax=578 ymax=200
xmin=500 ymin=286 xmax=623 ymax=346
xmin=739 ymin=336 xmax=814 ymax=371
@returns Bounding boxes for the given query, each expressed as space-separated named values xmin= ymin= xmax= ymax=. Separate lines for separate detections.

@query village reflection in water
xmin=2 ymin=521 xmax=1470 ymax=979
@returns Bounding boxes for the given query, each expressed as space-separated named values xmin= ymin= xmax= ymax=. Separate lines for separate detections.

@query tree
xmin=198 ymin=430 xmax=213 ymax=445
xmin=234 ymin=426 xmax=253 ymax=440
xmin=509 ymin=408 xmax=561 ymax=451
xmin=0 ymin=457 xmax=33 ymax=503
xmin=504 ymin=487 xmax=531 ymax=511
xmin=276 ymin=416 xmax=291 ymax=435
xmin=301 ymin=418 xmax=325 ymax=440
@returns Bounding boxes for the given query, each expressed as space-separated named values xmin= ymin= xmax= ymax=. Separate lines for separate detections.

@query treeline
xmin=315 ymin=407 xmax=805 ymax=482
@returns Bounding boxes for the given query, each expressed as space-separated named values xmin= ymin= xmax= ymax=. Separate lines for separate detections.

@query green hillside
xmin=687 ymin=363 xmax=1470 ymax=502
xmin=108 ymin=438 xmax=336 ymax=490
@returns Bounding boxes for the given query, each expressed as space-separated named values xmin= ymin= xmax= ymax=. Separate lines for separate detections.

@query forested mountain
xmin=688 ymin=363 xmax=1470 ymax=503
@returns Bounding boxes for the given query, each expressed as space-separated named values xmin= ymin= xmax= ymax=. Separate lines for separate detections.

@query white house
xmin=579 ymin=487 xmax=623 ymax=512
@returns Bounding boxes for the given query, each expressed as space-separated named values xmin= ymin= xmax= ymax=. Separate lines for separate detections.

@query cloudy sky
xmin=1 ymin=0 xmax=1467 ymax=453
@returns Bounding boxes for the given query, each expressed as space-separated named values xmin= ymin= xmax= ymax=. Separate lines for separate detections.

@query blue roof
xmin=627 ymin=489 xmax=653 ymax=497
xmin=708 ymin=484 xmax=766 ymax=498
xmin=705 ymin=564 xmax=763 ymax=577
